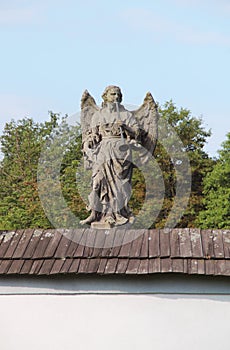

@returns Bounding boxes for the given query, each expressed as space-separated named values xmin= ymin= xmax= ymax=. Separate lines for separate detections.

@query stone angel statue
xmin=80 ymin=85 xmax=159 ymax=228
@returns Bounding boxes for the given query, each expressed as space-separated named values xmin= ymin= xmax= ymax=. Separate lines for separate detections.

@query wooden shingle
xmin=129 ymin=230 xmax=145 ymax=258
xmin=126 ymin=259 xmax=140 ymax=274
xmin=60 ymin=258 xmax=74 ymax=274
xmin=4 ymin=229 xmax=24 ymax=258
xmin=0 ymin=231 xmax=16 ymax=257
xmin=108 ymin=229 xmax=126 ymax=257
xmin=222 ymin=230 xmax=230 ymax=258
xmin=201 ymin=229 xmax=214 ymax=258
xmin=104 ymin=258 xmax=118 ymax=274
xmin=205 ymin=260 xmax=215 ymax=275
xmin=12 ymin=229 xmax=34 ymax=258
xmin=212 ymin=230 xmax=224 ymax=258
xmin=86 ymin=258 xmax=101 ymax=274
xmin=43 ymin=230 xmax=63 ymax=258
xmin=0 ymin=228 xmax=229 ymax=277
xmin=172 ymin=259 xmax=184 ymax=273
xmin=159 ymin=229 xmax=170 ymax=257
xmin=33 ymin=230 xmax=54 ymax=259
xmin=138 ymin=259 xmax=149 ymax=274
xmin=50 ymin=259 xmax=65 ymax=275
xmin=148 ymin=258 xmax=160 ymax=273
xmin=161 ymin=258 xmax=172 ymax=273
xmin=190 ymin=228 xmax=203 ymax=258
xmin=170 ymin=229 xmax=180 ymax=257
xmin=68 ymin=259 xmax=81 ymax=273
xmin=0 ymin=260 xmax=12 ymax=274
xmin=82 ymin=229 xmax=97 ymax=257
xmin=97 ymin=258 xmax=108 ymax=274
xmin=139 ymin=230 xmax=149 ymax=257
xmin=54 ymin=230 xmax=74 ymax=258
xmin=7 ymin=259 xmax=24 ymax=274
xmin=29 ymin=260 xmax=44 ymax=275
xmin=116 ymin=258 xmax=129 ymax=274
xmin=149 ymin=229 xmax=159 ymax=257
xmin=178 ymin=228 xmax=192 ymax=257
xmin=38 ymin=259 xmax=55 ymax=275
xmin=20 ymin=260 xmax=34 ymax=274
xmin=23 ymin=229 xmax=44 ymax=259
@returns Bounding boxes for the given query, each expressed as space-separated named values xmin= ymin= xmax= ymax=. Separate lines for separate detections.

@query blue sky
xmin=0 ymin=0 xmax=229 ymax=156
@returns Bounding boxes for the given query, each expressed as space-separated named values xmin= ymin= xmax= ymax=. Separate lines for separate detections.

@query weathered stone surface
xmin=80 ymin=85 xmax=159 ymax=228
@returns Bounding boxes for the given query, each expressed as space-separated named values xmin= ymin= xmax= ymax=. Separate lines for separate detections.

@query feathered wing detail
xmin=81 ymin=90 xmax=99 ymax=143
xmin=81 ymin=90 xmax=100 ymax=169
xmin=132 ymin=92 xmax=159 ymax=157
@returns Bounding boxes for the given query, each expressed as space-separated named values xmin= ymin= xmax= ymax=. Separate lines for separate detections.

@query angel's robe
xmin=87 ymin=103 xmax=139 ymax=225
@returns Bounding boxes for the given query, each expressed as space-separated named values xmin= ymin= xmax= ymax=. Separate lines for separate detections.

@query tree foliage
xmin=0 ymin=113 xmax=83 ymax=229
xmin=0 ymin=101 xmax=215 ymax=229
xmin=129 ymin=101 xmax=214 ymax=228
xmin=197 ymin=132 xmax=230 ymax=228
xmin=157 ymin=101 xmax=214 ymax=227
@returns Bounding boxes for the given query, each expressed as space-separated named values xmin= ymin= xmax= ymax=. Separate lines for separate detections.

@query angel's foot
xmin=128 ymin=214 xmax=135 ymax=224
xmin=104 ymin=216 xmax=116 ymax=225
xmin=114 ymin=214 xmax=128 ymax=226
xmin=80 ymin=211 xmax=97 ymax=225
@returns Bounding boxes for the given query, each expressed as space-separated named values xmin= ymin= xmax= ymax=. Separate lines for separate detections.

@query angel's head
xmin=101 ymin=85 xmax=122 ymax=106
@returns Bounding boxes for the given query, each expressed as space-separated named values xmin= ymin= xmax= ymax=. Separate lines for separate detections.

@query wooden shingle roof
xmin=0 ymin=228 xmax=230 ymax=276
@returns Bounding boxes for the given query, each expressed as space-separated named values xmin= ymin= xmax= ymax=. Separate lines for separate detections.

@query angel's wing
xmin=132 ymin=92 xmax=159 ymax=155
xmin=81 ymin=90 xmax=99 ymax=143
xmin=81 ymin=90 xmax=99 ymax=169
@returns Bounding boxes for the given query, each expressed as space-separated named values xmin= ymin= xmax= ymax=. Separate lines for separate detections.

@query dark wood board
xmin=148 ymin=258 xmax=160 ymax=273
xmin=38 ymin=259 xmax=55 ymax=275
xmin=115 ymin=258 xmax=129 ymax=274
xmin=201 ymin=229 xmax=214 ymax=258
xmin=126 ymin=259 xmax=140 ymax=274
xmin=22 ymin=229 xmax=44 ymax=259
xmin=170 ymin=229 xmax=180 ymax=257
xmin=4 ymin=229 xmax=24 ymax=258
xmin=190 ymin=228 xmax=203 ymax=258
xmin=149 ymin=229 xmax=160 ymax=257
xmin=12 ymin=229 xmax=35 ymax=258
xmin=159 ymin=229 xmax=170 ymax=257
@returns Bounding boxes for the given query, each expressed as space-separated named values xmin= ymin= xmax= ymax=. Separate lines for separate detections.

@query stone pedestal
xmin=91 ymin=221 xmax=113 ymax=229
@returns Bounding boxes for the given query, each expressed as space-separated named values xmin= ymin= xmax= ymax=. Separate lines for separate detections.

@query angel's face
xmin=106 ymin=88 xmax=121 ymax=104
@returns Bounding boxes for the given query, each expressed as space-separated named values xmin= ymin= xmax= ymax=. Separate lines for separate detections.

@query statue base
xmin=91 ymin=221 xmax=114 ymax=229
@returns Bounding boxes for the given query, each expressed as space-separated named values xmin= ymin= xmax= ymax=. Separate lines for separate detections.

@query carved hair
xmin=101 ymin=85 xmax=122 ymax=106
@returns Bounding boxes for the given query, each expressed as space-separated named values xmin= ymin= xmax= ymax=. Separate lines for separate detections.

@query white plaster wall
xmin=0 ymin=294 xmax=229 ymax=350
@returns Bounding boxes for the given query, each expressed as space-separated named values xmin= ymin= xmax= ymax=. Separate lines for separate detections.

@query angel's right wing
xmin=81 ymin=90 xmax=99 ymax=169
xmin=81 ymin=90 xmax=99 ymax=143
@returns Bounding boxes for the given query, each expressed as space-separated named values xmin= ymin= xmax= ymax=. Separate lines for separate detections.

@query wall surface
xmin=1 ymin=275 xmax=230 ymax=350
xmin=0 ymin=293 xmax=230 ymax=350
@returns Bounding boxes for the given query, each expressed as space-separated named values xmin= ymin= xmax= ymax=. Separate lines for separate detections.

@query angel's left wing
xmin=132 ymin=92 xmax=159 ymax=156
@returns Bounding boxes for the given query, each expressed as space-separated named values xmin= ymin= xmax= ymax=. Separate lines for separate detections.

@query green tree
xmin=0 ymin=113 xmax=83 ymax=229
xmin=130 ymin=100 xmax=214 ymax=228
xmin=197 ymin=132 xmax=230 ymax=228
xmin=0 ymin=100 xmax=214 ymax=230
